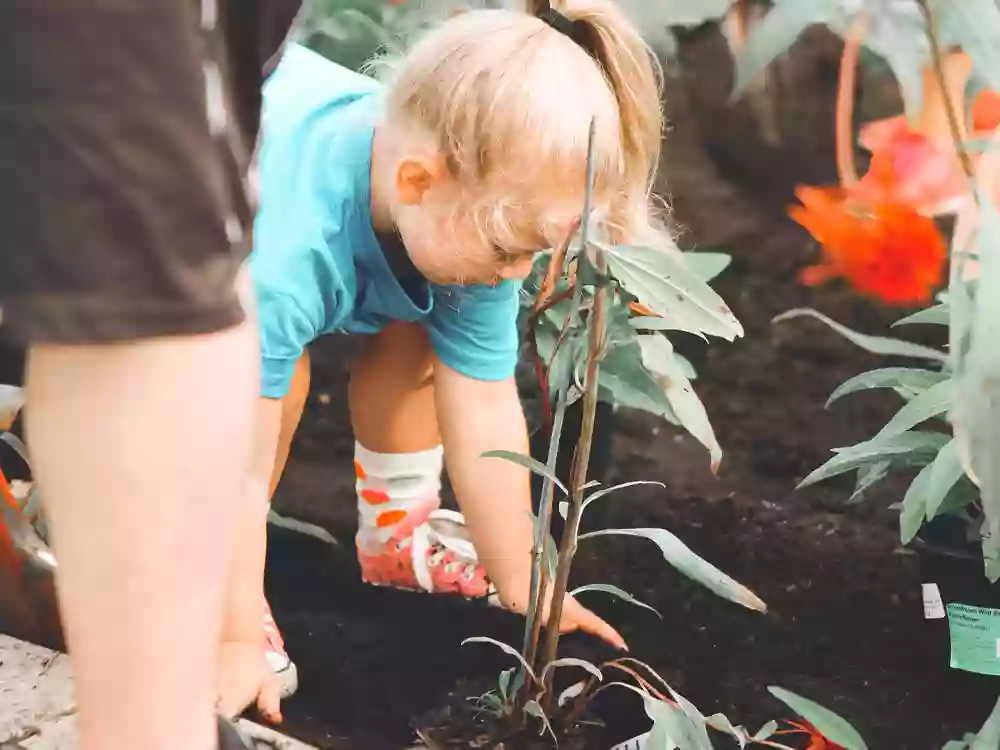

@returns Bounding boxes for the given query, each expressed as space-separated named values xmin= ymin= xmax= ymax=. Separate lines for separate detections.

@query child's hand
xmin=497 ymin=578 xmax=627 ymax=651
xmin=217 ymin=640 xmax=283 ymax=725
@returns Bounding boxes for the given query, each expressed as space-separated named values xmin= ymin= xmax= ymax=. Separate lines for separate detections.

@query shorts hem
xmin=0 ymin=295 xmax=246 ymax=345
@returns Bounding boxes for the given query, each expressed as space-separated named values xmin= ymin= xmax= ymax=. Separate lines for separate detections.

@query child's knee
xmin=356 ymin=321 xmax=435 ymax=384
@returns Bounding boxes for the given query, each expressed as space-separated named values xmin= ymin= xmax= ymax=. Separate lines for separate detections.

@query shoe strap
xmin=410 ymin=509 xmax=479 ymax=593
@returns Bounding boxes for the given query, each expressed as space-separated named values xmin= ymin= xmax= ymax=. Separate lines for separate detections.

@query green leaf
xmin=925 ymin=440 xmax=966 ymax=520
xmin=901 ymin=463 xmax=935 ymax=545
xmin=605 ymin=243 xmax=743 ymax=341
xmin=871 ymin=379 xmax=955 ymax=442
xmin=954 ymin=199 xmax=1000 ymax=547
xmin=461 ymin=637 xmax=537 ymax=682
xmin=639 ymin=334 xmax=723 ymax=471
xmin=646 ymin=696 xmax=714 ymax=750
xmin=774 ymin=309 xmax=947 ymax=362
xmin=629 ymin=315 xmax=709 ymax=341
xmin=937 ymin=0 xmax=1000 ymax=94
xmin=970 ymin=697 xmax=1000 ymax=750
xmin=571 ymin=583 xmax=663 ymax=618
xmin=767 ymin=687 xmax=868 ymax=750
xmin=524 ymin=700 xmax=558 ymax=743
xmin=482 ymin=451 xmax=567 ymax=495
xmin=753 ymin=720 xmax=779 ymax=741
xmin=580 ymin=527 xmax=766 ymax=612
xmin=851 ymin=461 xmax=890 ymax=502
xmin=498 ymin=668 xmax=514 ymax=702
xmin=540 ymin=657 xmax=604 ymax=683
xmin=798 ymin=431 xmax=952 ymax=488
xmin=673 ymin=352 xmax=698 ymax=380
xmin=893 ymin=304 xmax=950 ymax=327
xmin=600 ymin=339 xmax=677 ymax=417
xmin=683 ymin=251 xmax=732 ymax=283
xmin=827 ymin=368 xmax=948 ymax=406
xmin=583 ymin=480 xmax=666 ymax=512
xmin=733 ymin=0 xmax=836 ymax=97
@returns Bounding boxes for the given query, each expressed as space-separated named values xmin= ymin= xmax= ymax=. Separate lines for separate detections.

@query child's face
xmin=392 ymin=154 xmax=574 ymax=286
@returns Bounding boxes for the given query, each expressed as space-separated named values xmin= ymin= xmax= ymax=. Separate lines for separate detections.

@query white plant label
xmin=922 ymin=583 xmax=946 ymax=619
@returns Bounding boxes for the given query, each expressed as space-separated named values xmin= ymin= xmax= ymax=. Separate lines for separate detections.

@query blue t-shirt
xmin=250 ymin=43 xmax=520 ymax=398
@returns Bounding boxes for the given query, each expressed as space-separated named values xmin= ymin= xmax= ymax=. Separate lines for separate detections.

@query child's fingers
xmin=562 ymin=597 xmax=628 ymax=652
xmin=257 ymin=673 xmax=283 ymax=725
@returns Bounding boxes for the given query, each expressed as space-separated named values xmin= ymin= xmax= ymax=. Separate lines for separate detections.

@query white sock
xmin=354 ymin=442 xmax=443 ymax=549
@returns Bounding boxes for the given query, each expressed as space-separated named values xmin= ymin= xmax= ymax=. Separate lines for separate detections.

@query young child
xmin=217 ymin=0 xmax=672 ymax=720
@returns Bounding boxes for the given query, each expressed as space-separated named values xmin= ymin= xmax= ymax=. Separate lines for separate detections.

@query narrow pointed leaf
xmin=605 ymin=243 xmax=743 ymax=341
xmin=827 ymin=368 xmax=948 ymax=406
xmin=925 ymin=440 xmax=966 ymax=520
xmin=482 ymin=450 xmax=567 ymax=495
xmin=753 ymin=720 xmax=779 ymax=741
xmin=580 ymin=527 xmax=766 ymax=612
xmin=461 ymin=637 xmax=537 ymax=682
xmin=901 ymin=463 xmax=935 ymax=545
xmin=524 ymin=700 xmax=558 ymax=743
xmin=871 ymin=379 xmax=955 ymax=442
xmin=571 ymin=583 xmax=663 ymax=618
xmin=733 ymin=0 xmax=835 ymax=96
xmin=647 ymin=697 xmax=713 ymax=750
xmin=774 ymin=309 xmax=947 ymax=361
xmin=639 ymin=334 xmax=722 ymax=470
xmin=583 ymin=481 xmax=666 ymax=512
xmin=892 ymin=304 xmax=950 ymax=327
xmin=629 ymin=315 xmax=710 ymax=341
xmin=767 ymin=687 xmax=868 ymax=750
xmin=969 ymin=696 xmax=1000 ymax=750
xmin=798 ymin=431 xmax=951 ymax=488
xmin=851 ymin=461 xmax=890 ymax=502
xmin=541 ymin=657 xmax=604 ymax=683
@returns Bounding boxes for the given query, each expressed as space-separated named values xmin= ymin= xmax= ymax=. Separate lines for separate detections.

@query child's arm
xmin=433 ymin=359 xmax=626 ymax=650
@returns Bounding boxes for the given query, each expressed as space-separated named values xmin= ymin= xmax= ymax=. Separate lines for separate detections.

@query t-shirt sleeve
xmin=423 ymin=281 xmax=521 ymax=381
xmin=255 ymin=283 xmax=321 ymax=399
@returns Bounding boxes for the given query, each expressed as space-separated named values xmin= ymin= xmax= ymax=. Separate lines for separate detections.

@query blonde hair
xmin=369 ymin=0 xmax=670 ymax=250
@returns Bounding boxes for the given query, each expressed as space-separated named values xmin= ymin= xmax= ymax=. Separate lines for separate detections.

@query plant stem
xmin=540 ymin=119 xmax=606 ymax=709
xmin=834 ymin=12 xmax=868 ymax=187
xmin=521 ymin=390 xmax=568 ymax=680
xmin=917 ymin=0 xmax=976 ymax=182
xmin=916 ymin=0 xmax=980 ymax=321
xmin=521 ymin=219 xmax=587 ymax=683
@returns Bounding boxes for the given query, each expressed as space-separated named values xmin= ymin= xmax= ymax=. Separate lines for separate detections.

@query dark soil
xmin=1 ymin=23 xmax=996 ymax=750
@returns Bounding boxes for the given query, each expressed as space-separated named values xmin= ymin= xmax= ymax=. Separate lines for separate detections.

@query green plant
xmin=455 ymin=120 xmax=770 ymax=748
xmin=740 ymin=0 xmax=1000 ymax=582
xmin=768 ymin=687 xmax=1000 ymax=750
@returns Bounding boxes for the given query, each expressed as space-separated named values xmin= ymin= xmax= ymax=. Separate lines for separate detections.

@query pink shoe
xmin=357 ymin=508 xmax=494 ymax=600
xmin=263 ymin=599 xmax=298 ymax=699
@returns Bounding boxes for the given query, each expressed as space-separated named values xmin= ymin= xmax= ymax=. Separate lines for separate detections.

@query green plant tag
xmin=947 ymin=603 xmax=1000 ymax=676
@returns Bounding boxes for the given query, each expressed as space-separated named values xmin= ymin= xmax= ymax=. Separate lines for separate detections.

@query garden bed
xmin=265 ymin=162 xmax=990 ymax=750
xmin=2 ymin=24 xmax=996 ymax=750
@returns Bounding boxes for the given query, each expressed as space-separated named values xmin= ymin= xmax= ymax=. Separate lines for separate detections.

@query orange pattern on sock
xmin=354 ymin=460 xmax=367 ymax=480
xmin=360 ymin=488 xmax=391 ymax=505
xmin=376 ymin=509 xmax=408 ymax=528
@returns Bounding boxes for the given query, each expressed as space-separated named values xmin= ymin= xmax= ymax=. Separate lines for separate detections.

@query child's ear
xmin=395 ymin=153 xmax=446 ymax=206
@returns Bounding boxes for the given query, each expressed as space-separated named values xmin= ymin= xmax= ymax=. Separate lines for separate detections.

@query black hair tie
xmin=535 ymin=2 xmax=598 ymax=59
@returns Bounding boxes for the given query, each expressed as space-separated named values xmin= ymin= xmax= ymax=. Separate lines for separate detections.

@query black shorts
xmin=0 ymin=0 xmax=300 ymax=345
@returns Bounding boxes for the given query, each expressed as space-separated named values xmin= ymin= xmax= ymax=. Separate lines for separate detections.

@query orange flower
xmin=855 ymin=116 xmax=968 ymax=215
xmin=775 ymin=720 xmax=846 ymax=750
xmin=789 ymin=181 xmax=947 ymax=306
xmin=854 ymin=87 xmax=1000 ymax=217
